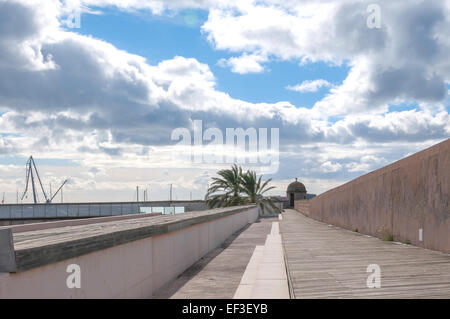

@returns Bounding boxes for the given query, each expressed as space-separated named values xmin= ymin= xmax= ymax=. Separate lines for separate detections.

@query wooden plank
xmin=280 ymin=209 xmax=450 ymax=299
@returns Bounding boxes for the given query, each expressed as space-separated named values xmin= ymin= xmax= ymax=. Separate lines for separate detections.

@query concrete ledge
xmin=233 ymin=246 xmax=264 ymax=298
xmin=0 ymin=229 xmax=17 ymax=272
xmin=1 ymin=213 xmax=162 ymax=233
xmin=4 ymin=206 xmax=256 ymax=273
xmin=234 ymin=222 xmax=289 ymax=299
xmin=0 ymin=205 xmax=259 ymax=298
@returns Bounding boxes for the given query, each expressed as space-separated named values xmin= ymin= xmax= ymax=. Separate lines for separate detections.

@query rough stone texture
xmin=1 ymin=213 xmax=162 ymax=234
xmin=302 ymin=139 xmax=450 ymax=253
xmin=281 ymin=209 xmax=450 ymax=299
xmin=0 ymin=206 xmax=258 ymax=298
xmin=3 ymin=205 xmax=255 ymax=272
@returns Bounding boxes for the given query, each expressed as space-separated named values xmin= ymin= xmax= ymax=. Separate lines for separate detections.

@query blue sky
xmin=0 ymin=0 xmax=448 ymax=203
xmin=76 ymin=8 xmax=350 ymax=109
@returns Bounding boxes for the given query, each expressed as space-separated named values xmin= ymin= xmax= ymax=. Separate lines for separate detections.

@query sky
xmin=0 ymin=0 xmax=449 ymax=203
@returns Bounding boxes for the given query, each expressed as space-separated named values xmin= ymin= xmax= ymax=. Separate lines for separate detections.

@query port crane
xmin=21 ymin=156 xmax=68 ymax=204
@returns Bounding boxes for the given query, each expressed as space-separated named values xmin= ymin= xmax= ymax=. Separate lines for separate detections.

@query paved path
xmin=233 ymin=221 xmax=289 ymax=298
xmin=280 ymin=209 xmax=450 ymax=298
xmin=154 ymin=218 xmax=276 ymax=299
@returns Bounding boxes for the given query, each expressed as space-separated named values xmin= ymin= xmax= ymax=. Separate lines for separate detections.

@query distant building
xmin=286 ymin=178 xmax=307 ymax=208
xmin=306 ymin=194 xmax=316 ymax=200
xmin=269 ymin=179 xmax=314 ymax=209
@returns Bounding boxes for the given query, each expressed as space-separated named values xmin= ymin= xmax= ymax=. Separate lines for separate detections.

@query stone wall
xmin=296 ymin=139 xmax=450 ymax=253
xmin=294 ymin=200 xmax=309 ymax=217
xmin=0 ymin=206 xmax=258 ymax=298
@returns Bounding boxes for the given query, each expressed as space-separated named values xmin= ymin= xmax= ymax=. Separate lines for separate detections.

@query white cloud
xmin=218 ymin=53 xmax=268 ymax=74
xmin=201 ymin=0 xmax=450 ymax=116
xmin=346 ymin=155 xmax=388 ymax=172
xmin=320 ymin=161 xmax=342 ymax=173
xmin=286 ymin=79 xmax=332 ymax=93
xmin=80 ymin=0 xmax=232 ymax=14
xmin=0 ymin=0 xmax=448 ymax=201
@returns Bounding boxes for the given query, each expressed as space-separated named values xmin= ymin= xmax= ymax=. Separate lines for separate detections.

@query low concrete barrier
xmin=296 ymin=139 xmax=450 ymax=253
xmin=0 ymin=205 xmax=258 ymax=298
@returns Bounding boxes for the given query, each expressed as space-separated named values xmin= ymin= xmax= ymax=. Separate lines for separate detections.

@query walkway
xmin=233 ymin=220 xmax=289 ymax=298
xmin=154 ymin=209 xmax=450 ymax=299
xmin=154 ymin=217 xmax=277 ymax=298
xmin=280 ymin=209 xmax=450 ymax=298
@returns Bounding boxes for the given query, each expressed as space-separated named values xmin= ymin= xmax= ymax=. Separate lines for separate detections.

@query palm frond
xmin=205 ymin=165 xmax=278 ymax=213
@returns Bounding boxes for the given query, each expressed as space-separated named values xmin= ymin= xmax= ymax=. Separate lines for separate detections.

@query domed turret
xmin=287 ymin=180 xmax=306 ymax=193
xmin=286 ymin=178 xmax=307 ymax=207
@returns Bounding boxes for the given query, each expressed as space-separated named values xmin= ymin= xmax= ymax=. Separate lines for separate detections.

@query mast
xmin=30 ymin=165 xmax=37 ymax=203
xmin=30 ymin=156 xmax=48 ymax=202
xmin=20 ymin=156 xmax=67 ymax=204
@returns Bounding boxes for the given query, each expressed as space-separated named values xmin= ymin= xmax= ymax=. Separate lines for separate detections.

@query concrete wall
xmin=294 ymin=200 xmax=309 ymax=217
xmin=0 ymin=200 xmax=208 ymax=221
xmin=0 ymin=206 xmax=258 ymax=298
xmin=299 ymin=139 xmax=450 ymax=253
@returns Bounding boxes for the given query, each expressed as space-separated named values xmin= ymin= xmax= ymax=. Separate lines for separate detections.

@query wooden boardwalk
xmin=280 ymin=210 xmax=450 ymax=298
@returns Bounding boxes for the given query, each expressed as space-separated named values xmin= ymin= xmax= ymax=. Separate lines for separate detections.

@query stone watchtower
xmin=286 ymin=178 xmax=307 ymax=208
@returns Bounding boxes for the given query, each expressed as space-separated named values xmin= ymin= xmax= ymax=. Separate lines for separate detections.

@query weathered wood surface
xmin=155 ymin=218 xmax=275 ymax=299
xmin=280 ymin=209 xmax=450 ymax=299
xmin=8 ymin=205 xmax=255 ymax=272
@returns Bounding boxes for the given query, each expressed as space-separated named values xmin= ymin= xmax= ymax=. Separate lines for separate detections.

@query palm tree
xmin=205 ymin=165 xmax=280 ymax=214
xmin=205 ymin=164 xmax=245 ymax=208
xmin=240 ymin=169 xmax=280 ymax=214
